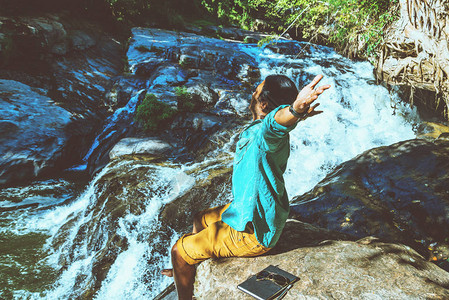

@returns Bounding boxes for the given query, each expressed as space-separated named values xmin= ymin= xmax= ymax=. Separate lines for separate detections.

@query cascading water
xmin=0 ymin=32 xmax=420 ymax=299
xmin=68 ymin=90 xmax=146 ymax=172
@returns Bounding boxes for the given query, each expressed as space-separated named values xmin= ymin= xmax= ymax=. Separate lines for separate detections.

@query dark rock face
xmin=290 ymin=138 xmax=449 ymax=260
xmin=0 ymin=80 xmax=71 ymax=185
xmin=0 ymin=14 xmax=124 ymax=185
xmin=195 ymin=220 xmax=449 ymax=299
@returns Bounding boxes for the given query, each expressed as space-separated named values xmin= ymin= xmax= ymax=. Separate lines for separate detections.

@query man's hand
xmin=292 ymin=74 xmax=331 ymax=118
xmin=274 ymin=75 xmax=331 ymax=127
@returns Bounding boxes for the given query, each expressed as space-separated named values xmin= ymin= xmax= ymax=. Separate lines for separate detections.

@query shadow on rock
xmin=290 ymin=138 xmax=449 ymax=263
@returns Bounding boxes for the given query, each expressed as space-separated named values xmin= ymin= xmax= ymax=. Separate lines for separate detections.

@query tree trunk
xmin=377 ymin=0 xmax=449 ymax=118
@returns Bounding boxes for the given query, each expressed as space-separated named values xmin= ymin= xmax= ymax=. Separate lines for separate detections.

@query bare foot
xmin=161 ymin=268 xmax=173 ymax=277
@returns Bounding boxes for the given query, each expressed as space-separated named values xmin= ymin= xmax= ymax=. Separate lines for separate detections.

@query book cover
xmin=237 ymin=265 xmax=299 ymax=300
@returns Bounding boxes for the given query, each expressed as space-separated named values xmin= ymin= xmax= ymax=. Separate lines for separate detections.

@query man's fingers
xmin=308 ymin=75 xmax=323 ymax=89
xmin=315 ymin=84 xmax=331 ymax=94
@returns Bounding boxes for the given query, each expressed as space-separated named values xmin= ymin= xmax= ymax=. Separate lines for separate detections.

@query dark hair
xmin=259 ymin=75 xmax=298 ymax=112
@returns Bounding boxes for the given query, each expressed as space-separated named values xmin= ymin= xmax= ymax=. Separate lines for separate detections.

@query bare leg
xmin=171 ymin=243 xmax=196 ymax=300
xmin=162 ymin=218 xmax=203 ymax=277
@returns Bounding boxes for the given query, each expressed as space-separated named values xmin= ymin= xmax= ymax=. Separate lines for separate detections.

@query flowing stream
xmin=0 ymin=35 xmax=420 ymax=299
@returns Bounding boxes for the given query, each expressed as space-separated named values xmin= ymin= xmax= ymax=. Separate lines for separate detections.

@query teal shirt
xmin=221 ymin=105 xmax=297 ymax=248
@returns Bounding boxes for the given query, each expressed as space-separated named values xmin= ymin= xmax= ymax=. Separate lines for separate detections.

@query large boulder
xmin=0 ymin=14 xmax=124 ymax=184
xmin=290 ymin=138 xmax=449 ymax=262
xmin=0 ymin=79 xmax=71 ymax=186
xmin=194 ymin=220 xmax=449 ymax=299
xmin=109 ymin=137 xmax=172 ymax=160
xmin=0 ymin=15 xmax=68 ymax=58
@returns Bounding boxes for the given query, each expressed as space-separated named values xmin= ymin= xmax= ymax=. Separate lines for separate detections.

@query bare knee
xmin=171 ymin=243 xmax=180 ymax=258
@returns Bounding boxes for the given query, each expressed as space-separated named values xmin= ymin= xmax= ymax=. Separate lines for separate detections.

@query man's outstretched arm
xmin=274 ymin=74 xmax=331 ymax=127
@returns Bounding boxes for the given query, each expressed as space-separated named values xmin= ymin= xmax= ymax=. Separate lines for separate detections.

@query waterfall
xmin=68 ymin=90 xmax=146 ymax=171
xmin=0 ymin=34 xmax=420 ymax=299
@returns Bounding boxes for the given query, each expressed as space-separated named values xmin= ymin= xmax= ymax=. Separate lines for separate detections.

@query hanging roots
xmin=377 ymin=0 xmax=449 ymax=118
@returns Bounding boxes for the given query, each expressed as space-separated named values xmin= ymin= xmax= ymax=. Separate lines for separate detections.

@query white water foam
xmin=42 ymin=162 xmax=195 ymax=299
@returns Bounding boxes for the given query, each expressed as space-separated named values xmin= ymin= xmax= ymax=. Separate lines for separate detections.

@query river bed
xmin=0 ymin=30 xmax=421 ymax=299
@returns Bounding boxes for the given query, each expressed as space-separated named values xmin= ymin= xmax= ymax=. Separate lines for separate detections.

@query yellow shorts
xmin=176 ymin=203 xmax=271 ymax=265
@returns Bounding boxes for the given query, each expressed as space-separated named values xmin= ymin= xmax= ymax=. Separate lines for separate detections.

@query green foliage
xmin=257 ymin=36 xmax=275 ymax=47
xmin=200 ymin=0 xmax=260 ymax=29
xmin=175 ymin=86 xmax=199 ymax=112
xmin=101 ymin=0 xmax=204 ymax=27
xmin=135 ymin=93 xmax=177 ymax=132
xmin=199 ymin=0 xmax=398 ymax=58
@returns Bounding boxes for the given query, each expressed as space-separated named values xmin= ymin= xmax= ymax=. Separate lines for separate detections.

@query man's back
xmin=163 ymin=74 xmax=331 ymax=300
xmin=222 ymin=104 xmax=298 ymax=248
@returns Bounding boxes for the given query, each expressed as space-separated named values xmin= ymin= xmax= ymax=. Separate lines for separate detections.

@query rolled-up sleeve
xmin=261 ymin=105 xmax=298 ymax=152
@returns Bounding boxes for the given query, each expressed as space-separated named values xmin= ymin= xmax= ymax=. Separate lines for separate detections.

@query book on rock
xmin=237 ymin=265 xmax=299 ymax=300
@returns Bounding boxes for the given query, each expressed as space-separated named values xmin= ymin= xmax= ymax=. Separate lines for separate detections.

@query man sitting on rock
xmin=162 ymin=74 xmax=330 ymax=299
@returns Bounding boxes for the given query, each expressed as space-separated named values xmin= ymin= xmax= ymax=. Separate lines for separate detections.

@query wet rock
xmin=195 ymin=220 xmax=449 ymax=299
xmin=183 ymin=24 xmax=202 ymax=35
xmin=0 ymin=79 xmax=71 ymax=186
xmin=0 ymin=16 xmax=68 ymax=57
xmin=150 ymin=65 xmax=186 ymax=88
xmin=185 ymin=84 xmax=219 ymax=106
xmin=214 ymin=91 xmax=251 ymax=116
xmin=197 ymin=25 xmax=274 ymax=43
xmin=105 ymin=75 xmax=146 ymax=110
xmin=50 ymin=34 xmax=123 ymax=116
xmin=109 ymin=137 xmax=172 ymax=160
xmin=159 ymin=163 xmax=233 ymax=232
xmin=0 ymin=14 xmax=124 ymax=184
xmin=179 ymin=54 xmax=199 ymax=68
xmin=50 ymin=158 xmax=182 ymax=297
xmin=86 ymin=91 xmax=146 ymax=176
xmin=169 ymin=113 xmax=237 ymax=160
xmin=290 ymin=138 xmax=449 ymax=259
xmin=70 ymin=30 xmax=96 ymax=51
xmin=265 ymin=40 xmax=314 ymax=56
xmin=133 ymin=58 xmax=163 ymax=77
xmin=171 ymin=114 xmax=221 ymax=132
xmin=128 ymin=28 xmax=260 ymax=86
xmin=416 ymin=121 xmax=449 ymax=141
xmin=118 ymin=27 xmax=263 ymax=165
